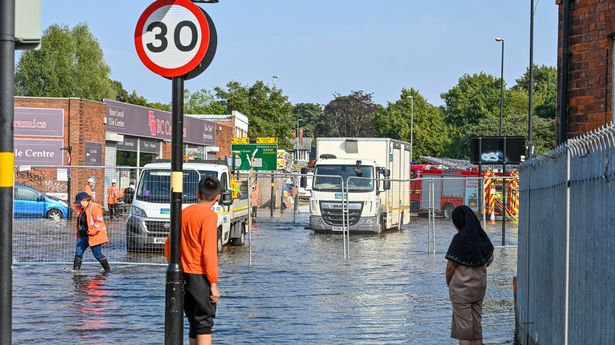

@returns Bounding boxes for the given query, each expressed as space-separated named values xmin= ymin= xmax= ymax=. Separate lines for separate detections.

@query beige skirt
xmin=451 ymin=300 xmax=483 ymax=340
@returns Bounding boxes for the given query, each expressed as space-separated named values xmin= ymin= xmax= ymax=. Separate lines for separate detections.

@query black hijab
xmin=445 ymin=205 xmax=494 ymax=267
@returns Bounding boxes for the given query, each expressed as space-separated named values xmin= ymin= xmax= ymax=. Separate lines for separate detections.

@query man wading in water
xmin=445 ymin=205 xmax=494 ymax=345
xmin=165 ymin=176 xmax=222 ymax=345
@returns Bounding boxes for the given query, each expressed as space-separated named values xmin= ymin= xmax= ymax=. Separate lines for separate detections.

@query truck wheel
xmin=217 ymin=228 xmax=223 ymax=253
xmin=443 ymin=204 xmax=455 ymax=220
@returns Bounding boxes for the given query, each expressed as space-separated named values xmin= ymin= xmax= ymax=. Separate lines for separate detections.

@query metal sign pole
xmin=247 ymin=170 xmax=253 ymax=267
xmin=165 ymin=76 xmax=185 ymax=345
xmin=0 ymin=1 xmax=15 ymax=343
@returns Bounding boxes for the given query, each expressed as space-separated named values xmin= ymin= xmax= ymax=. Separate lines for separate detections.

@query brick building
xmin=557 ymin=0 xmax=615 ymax=139
xmin=13 ymin=97 xmax=246 ymax=208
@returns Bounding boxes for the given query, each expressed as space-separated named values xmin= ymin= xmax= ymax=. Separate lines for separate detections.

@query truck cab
xmin=309 ymin=158 xmax=388 ymax=233
xmin=126 ymin=162 xmax=249 ymax=252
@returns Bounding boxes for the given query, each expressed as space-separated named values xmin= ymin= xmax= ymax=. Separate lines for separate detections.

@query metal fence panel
xmin=517 ymin=126 xmax=615 ymax=345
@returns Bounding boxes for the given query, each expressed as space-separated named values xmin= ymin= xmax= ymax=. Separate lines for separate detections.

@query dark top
xmin=78 ymin=210 xmax=88 ymax=237
xmin=445 ymin=205 xmax=494 ymax=267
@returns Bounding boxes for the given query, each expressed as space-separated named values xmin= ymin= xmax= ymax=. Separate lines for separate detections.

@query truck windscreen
xmin=313 ymin=165 xmax=374 ymax=192
xmin=136 ymin=169 xmax=216 ymax=204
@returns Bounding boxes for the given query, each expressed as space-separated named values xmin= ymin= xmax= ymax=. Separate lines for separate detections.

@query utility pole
xmin=0 ymin=1 xmax=15 ymax=344
xmin=528 ymin=0 xmax=535 ymax=158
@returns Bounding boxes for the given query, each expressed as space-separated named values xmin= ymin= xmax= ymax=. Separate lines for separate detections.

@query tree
xmin=513 ymin=65 xmax=557 ymax=119
xmin=293 ymin=103 xmax=323 ymax=139
xmin=318 ymin=91 xmax=378 ymax=137
xmin=441 ymin=72 xmax=502 ymax=127
xmin=184 ymin=88 xmax=226 ymax=115
xmin=215 ymin=81 xmax=294 ymax=148
xmin=373 ymin=88 xmax=450 ymax=159
xmin=469 ymin=113 xmax=556 ymax=155
xmin=15 ymin=23 xmax=116 ymax=100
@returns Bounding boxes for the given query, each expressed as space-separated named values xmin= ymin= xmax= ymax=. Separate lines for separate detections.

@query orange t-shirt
xmin=164 ymin=204 xmax=219 ymax=283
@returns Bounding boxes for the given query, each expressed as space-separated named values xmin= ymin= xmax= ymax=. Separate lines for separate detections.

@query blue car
xmin=14 ymin=185 xmax=69 ymax=219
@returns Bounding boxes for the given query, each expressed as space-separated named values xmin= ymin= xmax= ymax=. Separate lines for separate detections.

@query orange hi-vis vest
xmin=75 ymin=202 xmax=109 ymax=247
xmin=107 ymin=186 xmax=119 ymax=205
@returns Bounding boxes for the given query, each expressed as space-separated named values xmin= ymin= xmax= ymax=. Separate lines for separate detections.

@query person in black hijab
xmin=445 ymin=205 xmax=494 ymax=345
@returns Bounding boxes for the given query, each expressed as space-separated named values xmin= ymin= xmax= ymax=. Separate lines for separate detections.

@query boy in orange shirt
xmin=164 ymin=176 xmax=222 ymax=345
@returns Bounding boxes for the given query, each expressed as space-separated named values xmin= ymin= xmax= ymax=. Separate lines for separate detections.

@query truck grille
xmin=144 ymin=221 xmax=171 ymax=236
xmin=320 ymin=202 xmax=363 ymax=226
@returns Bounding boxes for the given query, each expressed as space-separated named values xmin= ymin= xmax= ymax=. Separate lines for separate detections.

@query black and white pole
xmin=0 ymin=1 xmax=15 ymax=344
xmin=165 ymin=76 xmax=185 ymax=344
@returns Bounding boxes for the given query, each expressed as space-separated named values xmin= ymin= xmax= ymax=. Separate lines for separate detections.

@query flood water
xmin=13 ymin=210 xmax=517 ymax=344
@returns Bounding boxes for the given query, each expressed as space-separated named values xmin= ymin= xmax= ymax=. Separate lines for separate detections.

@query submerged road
xmin=13 ymin=210 xmax=517 ymax=344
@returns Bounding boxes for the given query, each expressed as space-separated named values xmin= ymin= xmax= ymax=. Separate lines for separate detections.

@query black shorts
xmin=184 ymin=273 xmax=217 ymax=338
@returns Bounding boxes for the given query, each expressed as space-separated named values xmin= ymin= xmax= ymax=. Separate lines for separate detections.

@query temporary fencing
xmin=12 ymin=165 xmax=519 ymax=266
xmin=11 ymin=165 xmax=247 ymax=265
xmin=517 ymin=125 xmax=615 ymax=345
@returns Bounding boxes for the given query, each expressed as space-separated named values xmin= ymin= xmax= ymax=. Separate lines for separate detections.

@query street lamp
xmin=272 ymin=75 xmax=279 ymax=88
xmin=409 ymin=95 xmax=414 ymax=163
xmin=495 ymin=37 xmax=505 ymax=136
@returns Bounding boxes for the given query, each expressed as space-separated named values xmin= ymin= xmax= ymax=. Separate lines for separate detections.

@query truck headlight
xmin=131 ymin=206 xmax=147 ymax=217
xmin=359 ymin=217 xmax=377 ymax=225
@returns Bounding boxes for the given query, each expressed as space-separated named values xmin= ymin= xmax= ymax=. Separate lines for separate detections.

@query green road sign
xmin=231 ymin=144 xmax=278 ymax=171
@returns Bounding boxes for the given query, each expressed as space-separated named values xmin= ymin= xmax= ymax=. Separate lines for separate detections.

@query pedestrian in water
xmin=164 ymin=176 xmax=222 ymax=345
xmin=445 ymin=205 xmax=494 ymax=345
xmin=107 ymin=179 xmax=121 ymax=219
xmin=73 ymin=192 xmax=111 ymax=273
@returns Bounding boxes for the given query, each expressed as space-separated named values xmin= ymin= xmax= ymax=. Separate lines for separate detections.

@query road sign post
xmin=135 ymin=1 xmax=217 ymax=343
xmin=0 ymin=2 xmax=15 ymax=344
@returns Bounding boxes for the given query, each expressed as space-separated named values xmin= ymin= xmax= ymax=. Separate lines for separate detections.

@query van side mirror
xmin=300 ymin=167 xmax=308 ymax=188
xmin=220 ymin=190 xmax=233 ymax=206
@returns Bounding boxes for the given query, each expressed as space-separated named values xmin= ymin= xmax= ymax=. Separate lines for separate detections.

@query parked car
xmin=14 ymin=185 xmax=69 ymax=219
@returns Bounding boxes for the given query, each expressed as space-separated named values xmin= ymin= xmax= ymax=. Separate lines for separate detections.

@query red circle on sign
xmin=134 ymin=0 xmax=210 ymax=78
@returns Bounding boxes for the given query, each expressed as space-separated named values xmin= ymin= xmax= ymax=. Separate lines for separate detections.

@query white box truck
xmin=126 ymin=161 xmax=249 ymax=252
xmin=307 ymin=138 xmax=411 ymax=233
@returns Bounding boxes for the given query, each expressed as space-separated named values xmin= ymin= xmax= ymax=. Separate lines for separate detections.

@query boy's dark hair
xmin=198 ymin=176 xmax=222 ymax=202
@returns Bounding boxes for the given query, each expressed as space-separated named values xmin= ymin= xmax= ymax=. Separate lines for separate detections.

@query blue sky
xmin=39 ymin=0 xmax=558 ymax=106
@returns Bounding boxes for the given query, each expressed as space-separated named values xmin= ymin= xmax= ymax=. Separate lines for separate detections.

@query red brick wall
xmin=14 ymin=97 xmax=106 ymax=204
xmin=215 ymin=122 xmax=233 ymax=159
xmin=557 ymin=0 xmax=615 ymax=139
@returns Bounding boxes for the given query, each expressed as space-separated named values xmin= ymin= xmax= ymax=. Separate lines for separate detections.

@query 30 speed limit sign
xmin=134 ymin=0 xmax=215 ymax=78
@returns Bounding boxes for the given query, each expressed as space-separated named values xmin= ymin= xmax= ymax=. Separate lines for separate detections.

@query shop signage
xmin=14 ymin=138 xmax=64 ymax=166
xmin=104 ymin=99 xmax=215 ymax=146
xmin=85 ymin=142 xmax=103 ymax=166
xmin=117 ymin=137 xmax=161 ymax=154
xmin=14 ymin=107 xmax=64 ymax=137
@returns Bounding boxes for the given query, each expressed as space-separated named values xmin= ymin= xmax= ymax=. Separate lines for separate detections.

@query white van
xmin=126 ymin=161 xmax=249 ymax=252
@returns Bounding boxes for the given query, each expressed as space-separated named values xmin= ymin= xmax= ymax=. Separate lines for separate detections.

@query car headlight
xmin=131 ymin=206 xmax=147 ymax=217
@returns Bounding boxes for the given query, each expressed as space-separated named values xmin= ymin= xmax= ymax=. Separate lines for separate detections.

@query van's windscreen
xmin=136 ymin=170 xmax=216 ymax=204
xmin=313 ymin=165 xmax=374 ymax=192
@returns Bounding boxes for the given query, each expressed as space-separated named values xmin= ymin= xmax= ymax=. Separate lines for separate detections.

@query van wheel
xmin=217 ymin=228 xmax=223 ymax=253
xmin=443 ymin=204 xmax=455 ymax=220
xmin=233 ymin=223 xmax=246 ymax=246
xmin=46 ymin=209 xmax=63 ymax=219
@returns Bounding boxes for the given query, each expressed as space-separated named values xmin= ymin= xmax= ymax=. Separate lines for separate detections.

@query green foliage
xmin=184 ymin=88 xmax=226 ymax=115
xmin=293 ymin=103 xmax=323 ymax=139
xmin=318 ymin=91 xmax=378 ymax=137
xmin=16 ymin=23 xmax=115 ymax=100
xmin=513 ymin=65 xmax=557 ymax=119
xmin=441 ymin=72 xmax=502 ymax=127
xmin=373 ymin=88 xmax=449 ymax=159
xmin=215 ymin=81 xmax=294 ymax=148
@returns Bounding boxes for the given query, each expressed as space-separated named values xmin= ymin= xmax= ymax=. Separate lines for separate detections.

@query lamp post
xmin=409 ymin=95 xmax=414 ymax=163
xmin=495 ymin=37 xmax=505 ymax=136
xmin=272 ymin=75 xmax=279 ymax=88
